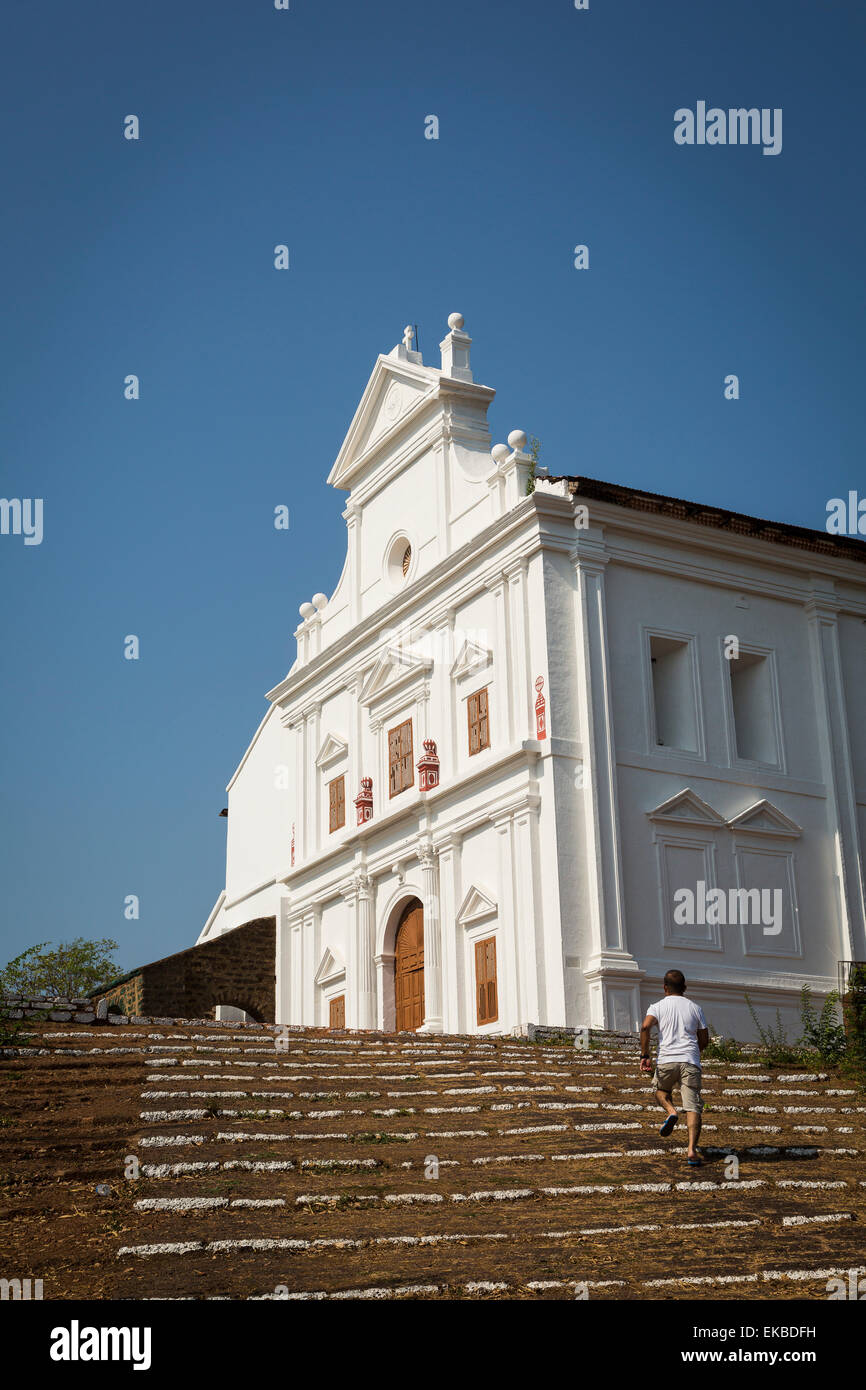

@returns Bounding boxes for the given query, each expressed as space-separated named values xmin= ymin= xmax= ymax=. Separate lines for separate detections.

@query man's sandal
xmin=659 ymin=1113 xmax=678 ymax=1137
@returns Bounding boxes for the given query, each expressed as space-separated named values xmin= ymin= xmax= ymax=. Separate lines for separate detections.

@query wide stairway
xmin=1 ymin=1019 xmax=864 ymax=1300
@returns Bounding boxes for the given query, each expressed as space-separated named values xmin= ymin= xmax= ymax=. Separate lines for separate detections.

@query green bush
xmin=745 ymin=993 xmax=804 ymax=1067
xmin=798 ymin=984 xmax=846 ymax=1066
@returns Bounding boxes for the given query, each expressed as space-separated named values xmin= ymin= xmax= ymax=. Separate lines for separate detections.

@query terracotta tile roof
xmin=550 ymin=475 xmax=866 ymax=565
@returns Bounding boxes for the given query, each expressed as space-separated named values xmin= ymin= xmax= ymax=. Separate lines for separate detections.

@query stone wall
xmin=89 ymin=917 xmax=276 ymax=1023
xmin=1 ymin=997 xmax=97 ymax=1022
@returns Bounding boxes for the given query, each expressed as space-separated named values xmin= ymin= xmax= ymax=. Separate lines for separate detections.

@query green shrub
xmin=745 ymin=993 xmax=804 ymax=1067
xmin=798 ymin=984 xmax=847 ymax=1066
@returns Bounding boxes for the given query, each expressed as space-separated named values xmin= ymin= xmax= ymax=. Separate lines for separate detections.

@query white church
xmin=197 ymin=313 xmax=866 ymax=1040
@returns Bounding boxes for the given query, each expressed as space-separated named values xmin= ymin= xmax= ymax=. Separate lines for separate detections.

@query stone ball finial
xmin=447 ymin=312 xmax=464 ymax=331
xmin=491 ymin=443 xmax=510 ymax=465
xmin=507 ymin=429 xmax=527 ymax=452
xmin=299 ymin=601 xmax=315 ymax=620
xmin=311 ymin=592 xmax=328 ymax=611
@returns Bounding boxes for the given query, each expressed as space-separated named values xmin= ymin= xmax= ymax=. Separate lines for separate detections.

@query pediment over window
xmin=315 ymin=732 xmax=348 ymax=768
xmin=727 ymin=799 xmax=802 ymax=838
xmin=313 ymin=945 xmax=346 ymax=987
xmin=456 ymin=883 xmax=498 ymax=926
xmin=450 ymin=637 xmax=493 ymax=682
xmin=646 ymin=789 xmax=726 ymax=828
xmin=359 ymin=645 xmax=433 ymax=707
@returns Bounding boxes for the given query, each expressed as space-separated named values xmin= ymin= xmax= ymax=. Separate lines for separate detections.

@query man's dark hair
xmin=663 ymin=969 xmax=686 ymax=994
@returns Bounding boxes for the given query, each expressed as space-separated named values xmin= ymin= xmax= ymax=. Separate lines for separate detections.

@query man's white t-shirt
xmin=648 ymin=995 xmax=707 ymax=1066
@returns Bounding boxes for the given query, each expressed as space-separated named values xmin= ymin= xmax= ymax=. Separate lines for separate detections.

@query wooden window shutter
xmin=400 ymin=720 xmax=413 ymax=790
xmin=468 ymin=688 xmax=489 ymax=756
xmin=389 ymin=719 xmax=413 ymax=796
xmin=468 ymin=692 xmax=479 ymax=754
xmin=388 ymin=726 xmax=401 ymax=797
xmin=479 ymin=688 xmax=490 ymax=750
xmin=329 ymin=775 xmax=345 ymax=833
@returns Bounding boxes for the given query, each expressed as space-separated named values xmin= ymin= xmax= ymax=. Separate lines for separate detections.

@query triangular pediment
xmin=647 ymin=789 xmax=726 ymax=827
xmin=315 ymin=732 xmax=348 ymax=768
xmin=456 ymin=883 xmax=498 ymax=926
xmin=450 ymin=637 xmax=493 ymax=681
xmin=327 ymin=355 xmax=439 ymax=490
xmin=313 ymin=945 xmax=346 ymax=987
xmin=727 ymin=799 xmax=802 ymax=838
xmin=359 ymin=645 xmax=433 ymax=707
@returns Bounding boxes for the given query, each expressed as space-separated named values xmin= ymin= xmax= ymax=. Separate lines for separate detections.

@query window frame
xmin=641 ymin=626 xmax=706 ymax=762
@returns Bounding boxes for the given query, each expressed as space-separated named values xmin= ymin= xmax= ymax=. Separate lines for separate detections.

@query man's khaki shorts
xmin=651 ymin=1062 xmax=703 ymax=1112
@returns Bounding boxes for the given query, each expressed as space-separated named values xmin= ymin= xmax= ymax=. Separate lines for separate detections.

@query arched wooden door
xmin=394 ymin=900 xmax=424 ymax=1032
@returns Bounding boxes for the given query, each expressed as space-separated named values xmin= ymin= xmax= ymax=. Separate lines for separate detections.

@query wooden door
xmin=394 ymin=901 xmax=424 ymax=1031
xmin=475 ymin=936 xmax=498 ymax=1025
xmin=328 ymin=994 xmax=345 ymax=1029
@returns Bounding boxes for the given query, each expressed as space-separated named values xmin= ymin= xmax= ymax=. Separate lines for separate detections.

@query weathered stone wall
xmin=90 ymin=917 xmax=276 ymax=1023
xmin=1 ymin=997 xmax=97 ymax=1022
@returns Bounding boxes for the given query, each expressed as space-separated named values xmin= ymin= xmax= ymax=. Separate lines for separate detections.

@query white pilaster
xmin=417 ymin=840 xmax=443 ymax=1032
xmin=805 ymin=584 xmax=866 ymax=961
xmin=356 ymin=873 xmax=376 ymax=1029
xmin=436 ymin=831 xmax=462 ymax=1033
xmin=485 ymin=572 xmax=514 ymax=743
xmin=493 ymin=812 xmax=521 ymax=1028
xmin=572 ymin=535 xmax=640 ymax=1016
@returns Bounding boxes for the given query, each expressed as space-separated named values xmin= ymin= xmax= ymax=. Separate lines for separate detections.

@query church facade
xmin=197 ymin=314 xmax=866 ymax=1039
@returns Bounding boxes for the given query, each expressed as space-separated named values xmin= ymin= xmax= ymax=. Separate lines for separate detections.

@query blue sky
xmin=1 ymin=0 xmax=863 ymax=975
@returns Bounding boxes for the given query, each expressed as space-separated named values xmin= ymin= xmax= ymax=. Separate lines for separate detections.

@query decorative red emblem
xmin=534 ymin=675 xmax=547 ymax=740
xmin=417 ymin=738 xmax=440 ymax=792
xmin=354 ymin=776 xmax=374 ymax=825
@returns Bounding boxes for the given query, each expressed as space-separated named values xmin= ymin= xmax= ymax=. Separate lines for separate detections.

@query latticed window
xmin=467 ymin=687 xmax=490 ymax=755
xmin=475 ymin=937 xmax=498 ymax=1024
xmin=401 ymin=543 xmax=412 ymax=577
xmin=388 ymin=719 xmax=414 ymax=797
xmin=328 ymin=774 xmax=345 ymax=832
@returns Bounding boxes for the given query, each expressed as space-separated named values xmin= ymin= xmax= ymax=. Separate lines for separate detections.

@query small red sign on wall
xmin=535 ymin=676 xmax=547 ymax=740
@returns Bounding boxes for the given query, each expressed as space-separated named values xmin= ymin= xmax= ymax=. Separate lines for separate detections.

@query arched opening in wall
xmin=394 ymin=898 xmax=424 ymax=1032
xmin=212 ymin=1000 xmax=263 ymax=1024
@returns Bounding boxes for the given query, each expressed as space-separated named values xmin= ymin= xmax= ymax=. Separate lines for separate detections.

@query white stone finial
xmin=507 ymin=429 xmax=527 ymax=452
xmin=311 ymin=592 xmax=328 ymax=611
xmin=440 ymin=313 xmax=472 ymax=381
xmin=402 ymin=324 xmax=414 ymax=350
xmin=299 ymin=601 xmax=315 ymax=620
xmin=491 ymin=443 xmax=510 ymax=465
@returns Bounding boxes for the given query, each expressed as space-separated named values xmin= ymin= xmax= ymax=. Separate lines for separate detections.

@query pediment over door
xmin=456 ymin=884 xmax=498 ymax=927
xmin=313 ymin=946 xmax=346 ymax=988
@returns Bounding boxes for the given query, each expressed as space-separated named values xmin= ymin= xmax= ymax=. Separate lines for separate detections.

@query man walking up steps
xmin=639 ymin=970 xmax=709 ymax=1167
